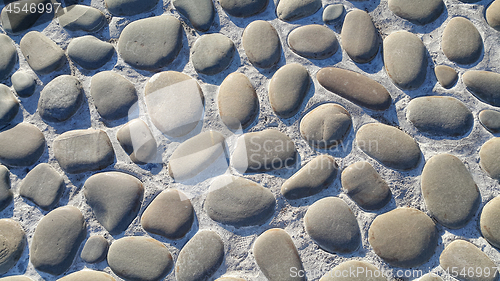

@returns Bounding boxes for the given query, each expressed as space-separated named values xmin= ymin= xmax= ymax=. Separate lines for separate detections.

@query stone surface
xmin=57 ymin=5 xmax=106 ymax=32
xmin=11 ymin=71 xmax=35 ymax=98
xmin=53 ymin=129 xmax=115 ymax=174
xmin=31 ymin=206 xmax=86 ymax=275
xmin=0 ymin=166 xmax=12 ymax=211
xmin=68 ymin=36 xmax=114 ymax=70
xmin=384 ymin=31 xmax=427 ymax=89
xmin=300 ymin=104 xmax=352 ymax=148
xmin=253 ymin=228 xmax=304 ymax=281
xmin=84 ymin=172 xmax=143 ymax=235
xmin=341 ymin=10 xmax=379 ymax=63
xmin=281 ymin=155 xmax=337 ymax=199
xmin=317 ymin=67 xmax=392 ymax=110
xmin=90 ymin=71 xmax=137 ymax=120
xmin=487 ymin=0 xmax=500 ymax=31
xmin=104 ymin=0 xmax=158 ymax=16
xmin=418 ymin=274 xmax=444 ymax=281
xmin=108 ymin=236 xmax=173 ymax=281
xmin=435 ymin=65 xmax=458 ymax=89
xmin=19 ymin=163 xmax=65 ymax=210
xmin=1 ymin=0 xmax=51 ymax=34
xmin=141 ymin=189 xmax=194 ymax=239
xmin=57 ymin=270 xmax=115 ymax=281
xmin=218 ymin=72 xmax=258 ymax=129
xmin=323 ymin=4 xmax=344 ymax=23
xmin=173 ymin=0 xmax=214 ymax=31
xmin=268 ymin=63 xmax=310 ymax=118
xmin=0 ymin=34 xmax=16 ymax=81
xmin=319 ymin=260 xmax=385 ymax=281
xmin=117 ymin=15 xmax=182 ymax=70
xmin=463 ymin=70 xmax=500 ymax=107
xmin=288 ymin=25 xmax=338 ymax=59
xmin=20 ymin=31 xmax=65 ymax=75
xmin=80 ymin=235 xmax=108 ymax=264
xmin=356 ymin=123 xmax=421 ymax=170
xmin=0 ymin=123 xmax=45 ymax=167
xmin=276 ymin=0 xmax=321 ymax=21
xmin=0 ymin=84 xmax=18 ymax=128
xmin=117 ymin=119 xmax=157 ymax=164
xmin=192 ymin=34 xmax=235 ymax=75
xmin=368 ymin=208 xmax=438 ymax=268
xmin=388 ymin=0 xmax=444 ymax=24
xmin=0 ymin=277 xmax=34 ymax=281
xmin=0 ymin=219 xmax=25 ymax=275
xmin=38 ymin=75 xmax=83 ymax=123
xmin=175 ymin=230 xmax=224 ymax=281
xmin=479 ymin=110 xmax=500 ymax=133
xmin=442 ymin=17 xmax=483 ymax=65
xmin=220 ymin=0 xmax=268 ymax=17
xmin=205 ymin=175 xmax=275 ymax=227
xmin=481 ymin=197 xmax=500 ymax=249
xmin=216 ymin=278 xmax=246 ymax=281
xmin=341 ymin=161 xmax=391 ymax=210
xmin=480 ymin=137 xmax=500 ymax=180
xmin=242 ymin=20 xmax=281 ymax=68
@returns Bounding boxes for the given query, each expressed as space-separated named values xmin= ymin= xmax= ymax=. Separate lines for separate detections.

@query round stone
xmin=0 ymin=219 xmax=25 ymax=275
xmin=19 ymin=163 xmax=65 ymax=211
xmin=288 ymin=25 xmax=338 ymax=59
xmin=442 ymin=17 xmax=483 ymax=65
xmin=192 ymin=34 xmax=235 ymax=75
xmin=0 ymin=123 xmax=45 ymax=167
xmin=487 ymin=0 xmax=500 ymax=31
xmin=319 ymin=260 xmax=385 ymax=281
xmin=0 ymin=34 xmax=16 ymax=81
xmin=463 ymin=70 xmax=500 ymax=107
xmin=242 ymin=20 xmax=281 ymax=68
xmin=20 ymin=31 xmax=65 ymax=75
xmin=57 ymin=270 xmax=115 ymax=281
xmin=1 ymin=0 xmax=52 ymax=34
xmin=0 ymin=84 xmax=18 ymax=128
xmin=276 ymin=0 xmax=321 ymax=21
xmin=11 ymin=71 xmax=36 ymax=98
xmin=479 ymin=110 xmax=500 ymax=133
xmin=90 ymin=71 xmax=137 ymax=120
xmin=173 ymin=0 xmax=214 ymax=31
xmin=219 ymin=0 xmax=268 ymax=17
xmin=388 ymin=0 xmax=444 ymax=24
xmin=68 ymin=36 xmax=115 ymax=70
xmin=56 ymin=5 xmax=106 ymax=32
xmin=38 ymin=75 xmax=84 ymax=123
xmin=323 ymin=4 xmax=344 ymax=23
xmin=341 ymin=9 xmax=379 ymax=63
xmin=80 ymin=235 xmax=108 ymax=264
xmin=116 ymin=119 xmax=157 ymax=164
xmin=480 ymin=137 xmax=500 ymax=180
xmin=104 ymin=0 xmax=158 ymax=16
xmin=435 ymin=65 xmax=458 ymax=89
xmin=0 ymin=166 xmax=12 ymax=211
xmin=481 ymin=197 xmax=500 ymax=249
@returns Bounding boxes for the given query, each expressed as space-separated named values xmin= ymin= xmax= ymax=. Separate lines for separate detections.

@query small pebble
xmin=288 ymin=25 xmax=338 ymax=59
xmin=242 ymin=20 xmax=281 ymax=68
xmin=319 ymin=260 xmax=385 ymax=281
xmin=322 ymin=4 xmax=344 ymax=23
xmin=487 ymin=0 xmax=500 ymax=31
xmin=38 ymin=75 xmax=83 ymax=123
xmin=80 ymin=236 xmax=108 ymax=264
xmin=442 ymin=17 xmax=483 ymax=65
xmin=0 ymin=34 xmax=16 ymax=81
xmin=0 ymin=0 xmax=51 ymax=34
xmin=435 ymin=65 xmax=458 ymax=88
xmin=173 ymin=0 xmax=214 ymax=31
xmin=20 ymin=31 xmax=65 ymax=75
xmin=218 ymin=72 xmax=258 ymax=129
xmin=104 ymin=0 xmax=158 ymax=16
xmin=90 ymin=71 xmax=137 ymax=120
xmin=11 ymin=71 xmax=36 ymax=98
xmin=479 ymin=110 xmax=500 ymax=133
xmin=56 ymin=5 xmax=106 ymax=32
xmin=0 ymin=166 xmax=12 ymax=211
xmin=68 ymin=36 xmax=114 ymax=70
xmin=276 ymin=0 xmax=321 ymax=21
xmin=0 ymin=84 xmax=19 ymax=128
xmin=388 ymin=0 xmax=444 ymax=24
xmin=220 ymin=0 xmax=268 ymax=17
xmin=0 ymin=123 xmax=45 ymax=167
xmin=0 ymin=219 xmax=26 ymax=275
xmin=480 ymin=137 xmax=500 ymax=180
xmin=481 ymin=197 xmax=500 ymax=249
xmin=57 ymin=270 xmax=115 ymax=281
xmin=116 ymin=119 xmax=157 ymax=164
xmin=192 ymin=34 xmax=235 ymax=75
xmin=19 ymin=163 xmax=65 ymax=211
xmin=463 ymin=70 xmax=500 ymax=107
xmin=341 ymin=9 xmax=379 ymax=63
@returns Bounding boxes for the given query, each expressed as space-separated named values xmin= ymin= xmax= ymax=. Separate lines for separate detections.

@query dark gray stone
xmin=218 ymin=72 xmax=258 ymax=129
xmin=57 ymin=5 xmax=106 ymax=32
xmin=1 ymin=0 xmax=51 ymax=34
xmin=57 ymin=270 xmax=115 ymax=281
xmin=479 ymin=110 xmax=500 ymax=133
xmin=0 ymin=34 xmax=16 ymax=81
xmin=442 ymin=17 xmax=482 ymax=65
xmin=288 ymin=25 xmax=338 ymax=59
xmin=192 ymin=34 xmax=235 ymax=75
xmin=300 ymin=104 xmax=352 ymax=148
xmin=80 ymin=235 xmax=108 ymax=264
xmin=68 ymin=36 xmax=114 ymax=70
xmin=319 ymin=260 xmax=385 ymax=281
xmin=435 ymin=65 xmax=458 ymax=89
xmin=116 ymin=119 xmax=157 ymax=164
xmin=0 ymin=166 xmax=12 ymax=211
xmin=19 ymin=163 xmax=65 ymax=211
xmin=104 ymin=0 xmax=159 ymax=16
xmin=341 ymin=10 xmax=379 ymax=63
xmin=242 ymin=20 xmax=281 ymax=68
xmin=11 ymin=71 xmax=36 ymax=98
xmin=0 ymin=123 xmax=45 ymax=167
xmin=90 ymin=71 xmax=137 ymax=120
xmin=480 ymin=137 xmax=500 ymax=180
xmin=463 ymin=70 xmax=500 ymax=107
xmin=0 ymin=219 xmax=25 ymax=275
xmin=276 ymin=0 xmax=321 ymax=21
xmin=0 ymin=84 xmax=19 ymax=128
xmin=38 ymin=75 xmax=83 ymax=123
xmin=388 ymin=0 xmax=444 ymax=24
xmin=220 ymin=0 xmax=268 ymax=17
xmin=322 ymin=4 xmax=344 ymax=23
xmin=173 ymin=0 xmax=214 ymax=31
xmin=20 ymin=31 xmax=65 ymax=75
xmin=481 ymin=197 xmax=500 ymax=249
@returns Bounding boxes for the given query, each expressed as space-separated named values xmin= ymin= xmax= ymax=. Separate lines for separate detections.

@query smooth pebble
xmin=220 ymin=0 xmax=268 ymax=17
xmin=487 ymin=0 xmax=500 ymax=31
xmin=0 ymin=219 xmax=25 ymax=275
xmin=19 ymin=163 xmax=64 ymax=210
xmin=242 ymin=20 xmax=281 ymax=68
xmin=0 ymin=123 xmax=45 ymax=167
xmin=1 ymin=0 xmax=51 ymax=34
xmin=57 ymin=270 xmax=115 ymax=281
xmin=218 ymin=72 xmax=258 ymax=129
xmin=90 ymin=71 xmax=137 ymax=120
xmin=341 ymin=10 xmax=379 ymax=63
xmin=463 ymin=70 xmax=500 ymax=107
xmin=442 ymin=17 xmax=483 ymax=64
xmin=192 ymin=34 xmax=235 ymax=75
xmin=11 ymin=71 xmax=35 ymax=98
xmin=479 ymin=110 xmax=500 ymax=133
xmin=481 ymin=197 xmax=500 ymax=249
xmin=80 ymin=235 xmax=108 ymax=264
xmin=388 ymin=0 xmax=444 ymax=24
xmin=300 ymin=104 xmax=352 ymax=148
xmin=56 ymin=5 xmax=106 ymax=32
xmin=20 ymin=31 xmax=65 ymax=75
xmin=38 ymin=75 xmax=83 ymax=122
xmin=276 ymin=0 xmax=321 ymax=21
xmin=0 ymin=166 xmax=12 ymax=211
xmin=322 ymin=4 xmax=344 ymax=23
xmin=0 ymin=84 xmax=18 ymax=128
xmin=104 ymin=0 xmax=158 ymax=16
xmin=479 ymin=137 xmax=500 ymax=180
xmin=116 ymin=119 xmax=157 ymax=164
xmin=68 ymin=36 xmax=114 ymax=70
xmin=288 ymin=25 xmax=338 ymax=59
xmin=435 ymin=65 xmax=458 ymax=89
xmin=319 ymin=260 xmax=385 ymax=281
xmin=0 ymin=34 xmax=16 ymax=81
xmin=173 ymin=0 xmax=214 ymax=31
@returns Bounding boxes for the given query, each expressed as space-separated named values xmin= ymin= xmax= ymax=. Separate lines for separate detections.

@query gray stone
xmin=0 ymin=35 xmax=16 ymax=81
xmin=19 ymin=163 xmax=64 ymax=211
xmin=268 ymin=63 xmax=310 ymax=118
xmin=117 ymin=15 xmax=182 ymax=70
xmin=253 ymin=228 xmax=304 ymax=281
xmin=317 ymin=67 xmax=392 ymax=110
xmin=418 ymin=274 xmax=444 ymax=281
xmin=442 ymin=17 xmax=482 ymax=65
xmin=38 ymin=75 xmax=83 ymax=122
xmin=356 ymin=123 xmax=421 ymax=170
xmin=31 ymin=206 xmax=86 ymax=275
xmin=323 ymin=4 xmax=344 ymax=23
xmin=479 ymin=110 xmax=500 ymax=133
xmin=218 ymin=72 xmax=258 ymax=129
xmin=341 ymin=161 xmax=391 ymax=210
xmin=384 ymin=31 xmax=427 ymax=89
xmin=276 ymin=0 xmax=321 ymax=21
xmin=175 ymin=230 xmax=224 ymax=281
xmin=192 ymin=34 xmax=235 ymax=75
xmin=341 ymin=10 xmax=379 ymax=63
xmin=108 ymin=236 xmax=173 ymax=281
xmin=220 ymin=0 xmax=268 ymax=17
xmin=141 ymin=189 xmax=194 ymax=239
xmin=435 ymin=65 xmax=458 ymax=89
xmin=388 ymin=0 xmax=444 ymax=24
xmin=487 ymin=0 xmax=500 ymax=31
xmin=459 ymin=0 xmax=481 ymax=2
xmin=90 ymin=71 xmax=137 ymax=120
xmin=20 ymin=31 xmax=65 ymax=75
xmin=463 ymin=70 xmax=500 ymax=107
xmin=84 ymin=172 xmax=143 ymax=235
xmin=57 ymin=270 xmax=115 ymax=281
xmin=216 ymin=278 xmax=246 ymax=281
xmin=1 ymin=0 xmax=51 ymax=34
xmin=205 ymin=175 xmax=275 ymax=227
xmin=299 ymin=104 xmax=352 ymax=148
xmin=232 ymin=129 xmax=297 ymax=173
xmin=11 ymin=71 xmax=36 ymax=98
xmin=57 ymin=5 xmax=106 ymax=32
xmin=319 ymin=260 xmax=385 ymax=281
xmin=117 ymin=119 xmax=157 ymax=164
xmin=288 ymin=25 xmax=338 ymax=59
xmin=0 ymin=277 xmax=34 ymax=281
xmin=479 ymin=137 xmax=500 ymax=180
xmin=0 ymin=219 xmax=25 ymax=275
xmin=53 ymin=129 xmax=115 ymax=174
xmin=104 ymin=0 xmax=159 ymax=16
xmin=80 ymin=236 xmax=108 ymax=264
xmin=0 ymin=166 xmax=12 ymax=211
xmin=368 ymin=208 xmax=438 ymax=268
xmin=173 ymin=0 xmax=214 ymax=31
xmin=0 ymin=84 xmax=18 ymax=128
xmin=242 ymin=20 xmax=281 ymax=68
xmin=407 ymin=96 xmax=473 ymax=136
xmin=481 ymin=197 xmax=500 ymax=249
xmin=68 ymin=36 xmax=114 ymax=70
xmin=0 ymin=123 xmax=45 ymax=167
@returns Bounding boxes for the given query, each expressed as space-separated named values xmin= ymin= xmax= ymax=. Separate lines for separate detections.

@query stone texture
xmin=57 ymin=5 xmax=106 ymax=32
xmin=11 ymin=71 xmax=35 ymax=98
xmin=173 ymin=0 xmax=214 ymax=31
xmin=288 ymin=25 xmax=338 ymax=59
xmin=216 ymin=278 xmax=245 ymax=281
xmin=300 ymin=104 xmax=352 ymax=148
xmin=276 ymin=0 xmax=321 ymax=21
xmin=104 ymin=0 xmax=158 ymax=16
xmin=480 ymin=137 xmax=500 ymax=180
xmin=0 ymin=166 xmax=12 ymax=211
xmin=218 ymin=72 xmax=258 ymax=129
xmin=0 ymin=84 xmax=18 ymax=128
xmin=1 ymin=0 xmax=51 ymax=34
xmin=68 ymin=36 xmax=114 ymax=70
xmin=220 ymin=0 xmax=268 ymax=17
xmin=442 ymin=17 xmax=483 ymax=65
xmin=242 ymin=20 xmax=281 ymax=68
xmin=487 ymin=0 xmax=500 ymax=31
xmin=80 ymin=235 xmax=108 ymax=264
xmin=20 ymin=31 xmax=65 ymax=75
xmin=90 ymin=71 xmax=137 ymax=120
xmin=341 ymin=10 xmax=379 ymax=63
xmin=388 ymin=0 xmax=444 ymax=24
xmin=323 ymin=4 xmax=344 ymax=23
xmin=19 ymin=163 xmax=65 ymax=210
xmin=319 ymin=260 xmax=385 ymax=281
xmin=435 ymin=65 xmax=458 ymax=89
xmin=117 ymin=119 xmax=157 ymax=164
xmin=38 ymin=75 xmax=83 ymax=123
xmin=463 ymin=70 xmax=500 ymax=107
xmin=0 ymin=35 xmax=16 ymax=81
xmin=0 ymin=219 xmax=25 ymax=275
xmin=479 ymin=110 xmax=500 ymax=133
xmin=0 ymin=123 xmax=45 ymax=167
xmin=192 ymin=34 xmax=235 ymax=75
xmin=57 ymin=270 xmax=115 ymax=281
xmin=0 ymin=277 xmax=33 ymax=281
xmin=481 ymin=197 xmax=500 ymax=249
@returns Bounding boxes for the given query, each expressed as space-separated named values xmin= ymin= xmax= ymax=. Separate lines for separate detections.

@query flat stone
xmin=463 ymin=70 xmax=500 ymax=107
xmin=276 ymin=0 xmax=321 ymax=21
xmin=38 ymin=75 xmax=83 ymax=122
xmin=0 ymin=166 xmax=12 ymax=211
xmin=145 ymin=71 xmax=204 ymax=137
xmin=407 ymin=96 xmax=473 ymax=136
xmin=368 ymin=207 xmax=438 ymax=268
xmin=0 ymin=277 xmax=34 ymax=281
xmin=141 ymin=189 xmax=194 ymax=239
xmin=487 ymin=0 xmax=500 ymax=31
xmin=205 ymin=175 xmax=275 ymax=227
xmin=341 ymin=10 xmax=379 ymax=63
xmin=481 ymin=197 xmax=500 ymax=249
xmin=319 ymin=260 xmax=385 ymax=281
xmin=0 ymin=84 xmax=19 ymax=128
xmin=268 ymin=63 xmax=310 ymax=118
xmin=384 ymin=31 xmax=427 ymax=89
xmin=317 ymin=67 xmax=392 ymax=110
xmin=0 ymin=219 xmax=25 ymax=275
xmin=117 ymin=119 xmax=157 ymax=164
xmin=341 ymin=161 xmax=391 ymax=210
xmin=299 ymin=104 xmax=352 ymax=148
xmin=356 ymin=123 xmax=421 ymax=170
xmin=323 ymin=4 xmax=344 ymax=23
xmin=84 ymin=172 xmax=143 ymax=235
xmin=90 ymin=71 xmax=137 ymax=120
xmin=192 ymin=34 xmax=235 ymax=75
xmin=0 ymin=35 xmax=16 ymax=81
xmin=435 ymin=65 xmax=458 ymax=88
xmin=253 ymin=228 xmax=304 ymax=281
xmin=56 ymin=5 xmax=106 ymax=32
xmin=422 ymin=154 xmax=480 ymax=229
xmin=232 ymin=129 xmax=297 ymax=173
xmin=117 ymin=15 xmax=182 ymax=70
xmin=173 ymin=0 xmax=214 ymax=31
xmin=479 ymin=137 xmax=500 ymax=180
xmin=31 ymin=206 xmax=86 ymax=275
xmin=11 ymin=71 xmax=36 ymax=98
xmin=20 ymin=31 xmax=65 ymax=75
xmin=288 ymin=25 xmax=338 ymax=59
xmin=80 ymin=235 xmax=108 ymax=264
xmin=218 ymin=72 xmax=258 ymax=129
xmin=442 ymin=17 xmax=483 ymax=65
xmin=388 ymin=0 xmax=444 ymax=24
xmin=68 ymin=36 xmax=114 ymax=70
xmin=108 ymin=236 xmax=173 ymax=281
xmin=242 ymin=20 xmax=281 ymax=68
xmin=175 ymin=230 xmax=224 ymax=281
xmin=440 ymin=240 xmax=498 ymax=281
xmin=479 ymin=110 xmax=500 ymax=133
xmin=1 ymin=0 xmax=51 ymax=34
xmin=220 ymin=0 xmax=268 ymax=17
xmin=281 ymin=155 xmax=337 ymax=200
xmin=0 ymin=123 xmax=45 ymax=167
xmin=19 ymin=163 xmax=64 ymax=211
xmin=418 ymin=274 xmax=444 ymax=281
xmin=53 ymin=129 xmax=115 ymax=174
xmin=104 ymin=0 xmax=158 ymax=16
xmin=57 ymin=270 xmax=115 ymax=281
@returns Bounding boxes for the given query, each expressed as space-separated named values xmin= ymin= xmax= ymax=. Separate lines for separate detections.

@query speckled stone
xmin=322 ymin=4 xmax=344 ymax=23
xmin=463 ymin=70 xmax=500 ymax=107
xmin=487 ymin=0 xmax=500 ymax=31
xmin=442 ymin=17 xmax=483 ymax=65
xmin=276 ymin=0 xmax=321 ymax=21
xmin=300 ymin=104 xmax=352 ymax=148
xmin=104 ymin=0 xmax=158 ymax=16
xmin=0 ymin=166 xmax=12 ymax=211
xmin=11 ymin=71 xmax=35 ymax=98
xmin=173 ymin=0 xmax=214 ymax=31
xmin=435 ymin=65 xmax=458 ymax=89
xmin=38 ymin=75 xmax=83 ymax=123
xmin=20 ymin=31 xmax=65 ymax=75
xmin=0 ymin=35 xmax=16 ymax=81
xmin=117 ymin=119 xmax=157 ymax=164
xmin=68 ymin=36 xmax=114 ymax=70
xmin=0 ymin=123 xmax=45 ymax=167
xmin=288 ymin=25 xmax=338 ymax=59
xmin=480 ymin=137 xmax=500 ymax=180
xmin=388 ymin=0 xmax=444 ymax=24
xmin=481 ymin=197 xmax=500 ymax=249
xmin=242 ymin=20 xmax=281 ymax=68
xmin=479 ymin=110 xmax=500 ymax=133
xmin=341 ymin=10 xmax=379 ymax=63
xmin=19 ymin=163 xmax=65 ymax=211
xmin=192 ymin=34 xmax=235 ymax=75
xmin=56 ymin=5 xmax=106 ymax=32
xmin=220 ymin=0 xmax=268 ymax=17
xmin=90 ymin=71 xmax=137 ymax=120
xmin=1 ymin=0 xmax=51 ymax=34
xmin=0 ymin=219 xmax=25 ymax=275
xmin=57 ymin=270 xmax=115 ymax=281
xmin=368 ymin=208 xmax=438 ymax=268
xmin=80 ymin=236 xmax=108 ymax=264
xmin=0 ymin=84 xmax=18 ymax=128
xmin=319 ymin=260 xmax=385 ymax=281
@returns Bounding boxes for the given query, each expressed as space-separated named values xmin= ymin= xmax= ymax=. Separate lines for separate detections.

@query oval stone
xmin=487 ymin=0 xmax=500 ymax=31
xmin=0 ymin=219 xmax=25 ymax=275
xmin=67 ymin=36 xmax=114 ymax=70
xmin=322 ymin=4 xmax=344 ymax=23
xmin=0 ymin=84 xmax=19 ymax=128
xmin=319 ymin=260 xmax=385 ymax=281
xmin=56 ymin=5 xmax=106 ymax=32
xmin=20 ymin=31 xmax=65 ymax=75
xmin=173 ymin=0 xmax=214 ymax=31
xmin=479 ymin=110 xmax=500 ymax=133
xmin=0 ymin=35 xmax=16 ymax=81
xmin=276 ymin=0 xmax=321 ymax=21
xmin=388 ymin=0 xmax=444 ymax=25
xmin=242 ymin=20 xmax=281 ymax=68
xmin=220 ymin=0 xmax=268 ymax=17
xmin=90 ymin=71 xmax=137 ymax=120
xmin=19 ymin=163 xmax=64 ymax=211
xmin=463 ymin=70 xmax=500 ymax=107
xmin=479 ymin=137 xmax=500 ymax=180
xmin=57 ymin=270 xmax=115 ymax=281
xmin=1 ymin=0 xmax=51 ymax=34
xmin=435 ymin=65 xmax=458 ymax=89
xmin=0 ymin=123 xmax=45 ymax=167
xmin=341 ymin=10 xmax=379 ymax=63
xmin=288 ymin=25 xmax=338 ymax=59
xmin=442 ymin=17 xmax=482 ymax=65
xmin=80 ymin=235 xmax=108 ymax=264
xmin=117 ymin=119 xmax=157 ymax=164
xmin=104 ymin=0 xmax=158 ymax=16
xmin=11 ymin=71 xmax=36 ymax=98
xmin=38 ymin=75 xmax=84 ymax=123
xmin=481 ymin=197 xmax=500 ymax=248
xmin=0 ymin=165 xmax=13 ymax=211
xmin=300 ymin=104 xmax=352 ymax=148
xmin=192 ymin=34 xmax=235 ymax=75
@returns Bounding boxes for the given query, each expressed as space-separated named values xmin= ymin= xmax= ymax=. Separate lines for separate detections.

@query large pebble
xmin=479 ymin=137 xmax=500 ymax=180
xmin=68 ymin=36 xmax=114 ymax=70
xmin=80 ymin=235 xmax=108 ymax=264
xmin=0 ymin=35 xmax=16 ymax=81
xmin=0 ymin=84 xmax=18 ymax=128
xmin=300 ymin=104 xmax=352 ymax=148
xmin=104 ymin=0 xmax=158 ymax=16
xmin=479 ymin=110 xmax=500 ymax=133
xmin=341 ymin=10 xmax=379 ymax=63
xmin=388 ymin=0 xmax=444 ymax=24
xmin=356 ymin=123 xmax=421 ymax=170
xmin=0 ymin=219 xmax=25 ymax=275
xmin=108 ymin=236 xmax=173 ymax=281
xmin=57 ymin=270 xmax=115 ymax=281
xmin=20 ymin=31 xmax=65 ymax=75
xmin=319 ymin=260 xmax=385 ymax=281
xmin=56 ymin=5 xmax=106 ymax=32
xmin=0 ymin=166 xmax=12 ymax=211
xmin=175 ymin=230 xmax=224 ymax=281
xmin=205 ymin=175 xmax=275 ymax=227
xmin=192 ymin=34 xmax=235 ymax=75
xmin=268 ymin=63 xmax=310 ymax=118
xmin=38 ymin=75 xmax=83 ymax=123
xmin=53 ymin=129 xmax=115 ymax=174
xmin=276 ymin=0 xmax=321 ymax=21
xmin=11 ymin=71 xmax=35 ymax=98
xmin=0 ymin=123 xmax=45 ymax=167
xmin=117 ymin=15 xmax=182 ymax=70
xmin=368 ymin=208 xmax=438 ymax=268
xmin=19 ymin=163 xmax=64 ymax=210
xmin=463 ymin=70 xmax=500 ymax=107
xmin=31 ymin=206 xmax=86 ymax=275
xmin=218 ymin=72 xmax=258 ymax=129
xmin=1 ymin=0 xmax=51 ymax=34
xmin=288 ymin=25 xmax=338 ymax=59
xmin=442 ymin=17 xmax=482 ymax=65
xmin=317 ymin=67 xmax=392 ymax=110
xmin=91 ymin=71 xmax=137 ymax=120
xmin=84 ymin=172 xmax=143 ymax=235
xmin=220 ymin=0 xmax=268 ymax=17
xmin=173 ymin=0 xmax=214 ymax=31
xmin=435 ymin=65 xmax=458 ymax=89
xmin=481 ymin=197 xmax=500 ymax=248
xmin=487 ymin=0 xmax=500 ymax=31
xmin=253 ymin=228 xmax=304 ymax=281
xmin=242 ymin=20 xmax=281 ymax=68
xmin=117 ymin=119 xmax=157 ymax=164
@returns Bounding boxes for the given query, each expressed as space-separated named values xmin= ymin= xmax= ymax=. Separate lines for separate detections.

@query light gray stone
xmin=323 ymin=4 xmax=344 ymax=23
xmin=487 ymin=0 xmax=500 ymax=31
xmin=57 ymin=5 xmax=106 ymax=32
xmin=117 ymin=119 xmax=157 ymax=164
xmin=192 ymin=34 xmax=235 ymax=75
xmin=388 ymin=0 xmax=444 ymax=24
xmin=57 ymin=270 xmax=115 ymax=281
xmin=0 ymin=219 xmax=25 ymax=275
xmin=0 ymin=34 xmax=16 ymax=81
xmin=442 ymin=17 xmax=483 ymax=65
xmin=80 ymin=236 xmax=108 ymax=264
xmin=38 ymin=75 xmax=83 ymax=123
xmin=435 ymin=65 xmax=458 ymax=89
xmin=0 ymin=84 xmax=18 ymax=128
xmin=479 ymin=110 xmax=500 ymax=133
xmin=242 ymin=20 xmax=281 ymax=68
xmin=319 ymin=260 xmax=386 ymax=281
xmin=68 ymin=36 xmax=114 ymax=70
xmin=216 ymin=278 xmax=246 ymax=281
xmin=0 ymin=276 xmax=34 ymax=281
xmin=220 ymin=0 xmax=268 ymax=17
xmin=341 ymin=10 xmax=379 ymax=63
xmin=481 ymin=197 xmax=500 ymax=249
xmin=0 ymin=123 xmax=45 ymax=167
xmin=276 ymin=0 xmax=321 ymax=21
xmin=104 ymin=0 xmax=159 ymax=16
xmin=20 ymin=31 xmax=65 ymax=75
xmin=173 ymin=0 xmax=214 ymax=31
xmin=1 ymin=0 xmax=51 ymax=34
xmin=480 ymin=137 xmax=500 ymax=180
xmin=0 ymin=166 xmax=12 ymax=211
xmin=11 ymin=71 xmax=35 ymax=98
xmin=418 ymin=274 xmax=443 ymax=281
xmin=463 ymin=70 xmax=500 ymax=107
xmin=90 ymin=71 xmax=137 ymax=120
xmin=288 ymin=25 xmax=338 ymax=59
xmin=19 ymin=163 xmax=65 ymax=211
xmin=218 ymin=72 xmax=258 ymax=129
